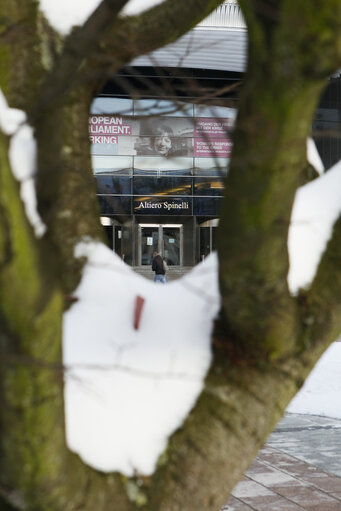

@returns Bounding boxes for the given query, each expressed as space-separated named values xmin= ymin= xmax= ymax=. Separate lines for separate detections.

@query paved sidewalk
xmin=223 ymin=414 xmax=341 ymax=510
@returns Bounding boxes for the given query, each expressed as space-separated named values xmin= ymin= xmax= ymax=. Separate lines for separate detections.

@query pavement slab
xmin=222 ymin=413 xmax=341 ymax=510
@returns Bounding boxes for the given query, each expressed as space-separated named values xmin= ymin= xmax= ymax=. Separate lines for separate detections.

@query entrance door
xmin=140 ymin=226 xmax=159 ymax=265
xmin=138 ymin=224 xmax=183 ymax=266
xmin=163 ymin=226 xmax=181 ymax=266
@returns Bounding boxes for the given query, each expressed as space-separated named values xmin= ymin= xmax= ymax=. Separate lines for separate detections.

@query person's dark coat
xmin=152 ymin=255 xmax=165 ymax=275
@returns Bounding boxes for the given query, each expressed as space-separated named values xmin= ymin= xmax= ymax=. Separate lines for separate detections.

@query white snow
xmin=288 ymin=157 xmax=341 ymax=293
xmin=39 ymin=0 xmax=165 ymax=35
xmin=121 ymin=0 xmax=165 ymax=16
xmin=39 ymin=0 xmax=102 ymax=34
xmin=307 ymin=137 xmax=324 ymax=175
xmin=287 ymin=341 xmax=341 ymax=419
xmin=0 ymin=89 xmax=46 ymax=238
xmin=63 ymin=241 xmax=220 ymax=475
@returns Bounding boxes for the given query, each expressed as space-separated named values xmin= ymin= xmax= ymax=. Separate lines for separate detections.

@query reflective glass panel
xmin=163 ymin=227 xmax=180 ymax=266
xmin=141 ymin=227 xmax=159 ymax=265
xmin=98 ymin=196 xmax=132 ymax=215
xmin=133 ymin=176 xmax=192 ymax=196
xmin=135 ymin=99 xmax=193 ymax=117
xmin=91 ymin=97 xmax=133 ymax=115
xmin=96 ymin=176 xmax=132 ymax=195
xmin=193 ymin=197 xmax=222 ymax=217
xmin=194 ymin=104 xmax=237 ymax=120
xmin=194 ymin=177 xmax=224 ymax=196
xmin=134 ymin=156 xmax=193 ymax=173
xmin=92 ymin=155 xmax=133 ymax=175
xmin=194 ymin=157 xmax=229 ymax=176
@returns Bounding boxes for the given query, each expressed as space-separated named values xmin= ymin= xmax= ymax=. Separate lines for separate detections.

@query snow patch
xmin=63 ymin=241 xmax=220 ymax=475
xmin=39 ymin=0 xmax=102 ymax=34
xmin=122 ymin=0 xmax=165 ymax=16
xmin=40 ymin=0 xmax=166 ymax=35
xmin=307 ymin=137 xmax=324 ymax=175
xmin=0 ymin=89 xmax=46 ymax=238
xmin=288 ymin=158 xmax=341 ymax=293
xmin=287 ymin=342 xmax=341 ymax=419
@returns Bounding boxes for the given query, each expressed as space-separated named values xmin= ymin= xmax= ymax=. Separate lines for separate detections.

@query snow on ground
xmin=40 ymin=0 xmax=165 ymax=35
xmin=63 ymin=242 xmax=220 ymax=475
xmin=287 ymin=341 xmax=341 ymax=419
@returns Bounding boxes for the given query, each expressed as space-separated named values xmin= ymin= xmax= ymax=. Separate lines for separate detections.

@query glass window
xmin=136 ymin=116 xmax=194 ymax=137
xmin=98 ymin=195 xmax=132 ymax=215
xmin=200 ymin=227 xmax=211 ymax=259
xmin=134 ymin=99 xmax=193 ymax=117
xmin=91 ymin=97 xmax=133 ymax=115
xmin=96 ymin=176 xmax=132 ymax=195
xmin=194 ymin=104 xmax=237 ymax=120
xmin=92 ymin=155 xmax=133 ymax=175
xmin=194 ymin=157 xmax=229 ymax=176
xmin=194 ymin=177 xmax=224 ymax=196
xmin=133 ymin=176 xmax=192 ymax=196
xmin=194 ymin=197 xmax=223 ymax=217
xmin=134 ymin=156 xmax=193 ymax=174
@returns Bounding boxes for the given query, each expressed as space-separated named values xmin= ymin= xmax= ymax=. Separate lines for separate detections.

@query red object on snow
xmin=134 ymin=295 xmax=145 ymax=330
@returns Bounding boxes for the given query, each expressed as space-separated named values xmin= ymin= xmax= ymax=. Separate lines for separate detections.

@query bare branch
xmin=31 ymin=0 xmax=130 ymax=120
xmin=89 ymin=0 xmax=224 ymax=77
xmin=31 ymin=0 xmax=224 ymax=120
xmin=300 ymin=213 xmax=341 ymax=350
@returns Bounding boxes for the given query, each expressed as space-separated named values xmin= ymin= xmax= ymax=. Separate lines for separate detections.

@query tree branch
xmin=217 ymin=0 xmax=331 ymax=359
xmin=31 ymin=0 xmax=224 ymax=119
xmin=298 ymin=213 xmax=341 ymax=350
xmin=30 ymin=0 xmax=130 ymax=120
xmin=92 ymin=0 xmax=224 ymax=68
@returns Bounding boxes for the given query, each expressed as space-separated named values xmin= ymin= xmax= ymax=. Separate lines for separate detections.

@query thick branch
xmin=31 ymin=0 xmax=130 ymax=120
xmin=217 ymin=0 xmax=337 ymax=359
xmin=33 ymin=0 xmax=224 ymax=113
xmin=94 ymin=0 xmax=224 ymax=66
xmin=299 ymin=213 xmax=341 ymax=349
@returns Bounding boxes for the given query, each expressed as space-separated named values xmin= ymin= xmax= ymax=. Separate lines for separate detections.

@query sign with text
xmin=193 ymin=117 xmax=233 ymax=157
xmin=134 ymin=197 xmax=192 ymax=215
xmin=90 ymin=112 xmax=234 ymax=161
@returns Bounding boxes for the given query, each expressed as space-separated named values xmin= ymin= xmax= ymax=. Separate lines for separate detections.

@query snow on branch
xmin=307 ymin=137 xmax=324 ymax=175
xmin=63 ymin=240 xmax=220 ymax=475
xmin=39 ymin=0 xmax=166 ymax=35
xmin=288 ymin=154 xmax=341 ymax=294
xmin=0 ymin=89 xmax=46 ymax=238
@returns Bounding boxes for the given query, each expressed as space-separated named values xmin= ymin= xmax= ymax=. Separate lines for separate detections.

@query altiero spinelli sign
xmin=134 ymin=198 xmax=192 ymax=215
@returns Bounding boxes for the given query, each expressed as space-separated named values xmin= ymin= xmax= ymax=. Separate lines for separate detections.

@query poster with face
xmin=89 ymin=108 xmax=234 ymax=169
xmin=134 ymin=117 xmax=194 ymax=158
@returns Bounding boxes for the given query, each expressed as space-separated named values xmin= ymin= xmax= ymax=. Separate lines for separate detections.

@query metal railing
xmin=198 ymin=1 xmax=245 ymax=29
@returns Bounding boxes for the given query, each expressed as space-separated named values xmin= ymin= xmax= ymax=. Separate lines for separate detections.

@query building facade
xmin=91 ymin=1 xmax=341 ymax=268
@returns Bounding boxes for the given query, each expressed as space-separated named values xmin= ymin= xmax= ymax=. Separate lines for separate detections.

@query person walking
xmin=152 ymin=252 xmax=166 ymax=283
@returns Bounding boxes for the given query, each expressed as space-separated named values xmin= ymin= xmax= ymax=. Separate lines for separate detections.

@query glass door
xmin=140 ymin=225 xmax=159 ymax=265
xmin=138 ymin=224 xmax=183 ymax=266
xmin=162 ymin=226 xmax=181 ymax=266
